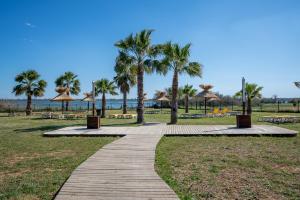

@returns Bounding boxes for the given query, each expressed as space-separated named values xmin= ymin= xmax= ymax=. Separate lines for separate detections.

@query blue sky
xmin=0 ymin=0 xmax=299 ymax=99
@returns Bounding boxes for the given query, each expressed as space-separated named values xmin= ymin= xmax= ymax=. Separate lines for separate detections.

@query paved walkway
xmin=46 ymin=124 xmax=297 ymax=199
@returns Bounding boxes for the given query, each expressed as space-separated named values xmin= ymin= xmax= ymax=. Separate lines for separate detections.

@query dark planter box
xmin=236 ymin=115 xmax=251 ymax=128
xmin=87 ymin=116 xmax=100 ymax=129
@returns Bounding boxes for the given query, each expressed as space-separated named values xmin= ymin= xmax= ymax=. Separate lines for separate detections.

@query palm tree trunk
xmin=66 ymin=85 xmax=70 ymax=111
xmin=101 ymin=93 xmax=106 ymax=118
xmin=66 ymin=101 xmax=69 ymax=111
xmin=123 ymin=92 xmax=127 ymax=114
xmin=170 ymin=70 xmax=178 ymax=124
xmin=26 ymin=95 xmax=32 ymax=116
xmin=61 ymin=101 xmax=64 ymax=114
xmin=136 ymin=65 xmax=144 ymax=124
xmin=185 ymin=95 xmax=189 ymax=113
xmin=247 ymin=98 xmax=252 ymax=115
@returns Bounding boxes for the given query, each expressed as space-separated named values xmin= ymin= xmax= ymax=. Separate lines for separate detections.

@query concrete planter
xmin=236 ymin=115 xmax=251 ymax=128
xmin=87 ymin=116 xmax=100 ymax=129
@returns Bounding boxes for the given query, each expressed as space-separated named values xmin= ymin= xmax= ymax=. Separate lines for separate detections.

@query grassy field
xmin=155 ymin=113 xmax=300 ymax=200
xmin=0 ymin=110 xmax=299 ymax=200
xmin=0 ymin=116 xmax=120 ymax=200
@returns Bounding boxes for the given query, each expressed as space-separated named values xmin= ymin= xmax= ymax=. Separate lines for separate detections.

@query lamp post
xmin=92 ymin=81 xmax=96 ymax=116
xmin=237 ymin=77 xmax=251 ymax=128
xmin=87 ymin=81 xmax=100 ymax=129
xmin=242 ymin=77 xmax=246 ymax=115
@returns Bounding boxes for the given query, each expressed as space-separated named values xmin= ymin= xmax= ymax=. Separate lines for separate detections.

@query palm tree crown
xmin=95 ymin=79 xmax=118 ymax=96
xmin=183 ymin=84 xmax=197 ymax=113
xmin=159 ymin=42 xmax=202 ymax=76
xmin=114 ymin=56 xmax=136 ymax=95
xmin=114 ymin=56 xmax=136 ymax=114
xmin=235 ymin=83 xmax=263 ymax=114
xmin=55 ymin=71 xmax=80 ymax=111
xmin=183 ymin=84 xmax=197 ymax=98
xmin=13 ymin=70 xmax=47 ymax=115
xmin=115 ymin=29 xmax=162 ymax=124
xmin=55 ymin=71 xmax=80 ymax=95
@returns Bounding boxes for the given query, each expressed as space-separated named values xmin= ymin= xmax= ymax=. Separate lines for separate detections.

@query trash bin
xmin=96 ymin=109 xmax=101 ymax=116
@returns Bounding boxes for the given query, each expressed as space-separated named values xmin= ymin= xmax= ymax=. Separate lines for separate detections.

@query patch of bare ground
xmin=4 ymin=150 xmax=75 ymax=166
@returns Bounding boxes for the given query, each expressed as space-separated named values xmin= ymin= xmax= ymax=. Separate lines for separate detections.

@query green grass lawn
xmin=0 ymin=116 xmax=119 ymax=200
xmin=0 ymin=110 xmax=299 ymax=200
xmin=155 ymin=112 xmax=300 ymax=200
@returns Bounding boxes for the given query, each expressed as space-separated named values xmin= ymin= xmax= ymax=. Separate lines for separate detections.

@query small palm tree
xmin=114 ymin=54 xmax=136 ymax=114
xmin=182 ymin=84 xmax=197 ymax=113
xmin=160 ymin=42 xmax=202 ymax=124
xmin=55 ymin=71 xmax=80 ymax=111
xmin=115 ymin=29 xmax=162 ymax=124
xmin=95 ymin=79 xmax=118 ymax=118
xmin=235 ymin=83 xmax=263 ymax=114
xmin=164 ymin=87 xmax=183 ymax=100
xmin=12 ymin=70 xmax=47 ymax=115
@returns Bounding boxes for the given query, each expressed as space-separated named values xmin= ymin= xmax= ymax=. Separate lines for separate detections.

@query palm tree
xmin=160 ymin=42 xmax=202 ymax=124
xmin=12 ymin=70 xmax=47 ymax=115
xmin=235 ymin=83 xmax=263 ymax=114
xmin=164 ymin=87 xmax=183 ymax=100
xmin=55 ymin=71 xmax=80 ymax=111
xmin=182 ymin=84 xmax=197 ymax=113
xmin=114 ymin=54 xmax=136 ymax=114
xmin=95 ymin=79 xmax=118 ymax=118
xmin=115 ymin=29 xmax=162 ymax=124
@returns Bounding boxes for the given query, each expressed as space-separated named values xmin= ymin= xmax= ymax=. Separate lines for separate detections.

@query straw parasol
xmin=195 ymin=84 xmax=219 ymax=115
xmin=51 ymin=87 xmax=74 ymax=113
xmin=82 ymin=92 xmax=94 ymax=112
xmin=156 ymin=92 xmax=170 ymax=113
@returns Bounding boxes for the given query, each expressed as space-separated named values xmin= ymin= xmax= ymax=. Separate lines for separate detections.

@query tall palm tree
xmin=55 ymin=71 xmax=80 ymax=111
xmin=160 ymin=42 xmax=202 ymax=124
xmin=114 ymin=54 xmax=136 ymax=114
xmin=95 ymin=79 xmax=118 ymax=118
xmin=182 ymin=84 xmax=197 ymax=113
xmin=12 ymin=70 xmax=47 ymax=115
xmin=235 ymin=83 xmax=263 ymax=114
xmin=115 ymin=29 xmax=162 ymax=124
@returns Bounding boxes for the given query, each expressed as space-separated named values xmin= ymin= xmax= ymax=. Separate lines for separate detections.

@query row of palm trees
xmin=12 ymin=69 xmax=119 ymax=117
xmin=12 ymin=29 xmax=264 ymax=123
xmin=114 ymin=29 xmax=202 ymax=124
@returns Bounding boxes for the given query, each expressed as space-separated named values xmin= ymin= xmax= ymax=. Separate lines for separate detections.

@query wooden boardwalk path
xmin=47 ymin=124 xmax=297 ymax=199
xmin=55 ymin=125 xmax=179 ymax=200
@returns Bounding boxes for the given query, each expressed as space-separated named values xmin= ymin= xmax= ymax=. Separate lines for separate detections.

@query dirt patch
xmin=4 ymin=150 xmax=75 ymax=166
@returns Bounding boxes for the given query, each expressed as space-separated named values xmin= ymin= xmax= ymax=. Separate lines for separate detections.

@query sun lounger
xmin=258 ymin=116 xmax=300 ymax=124
xmin=109 ymin=114 xmax=137 ymax=119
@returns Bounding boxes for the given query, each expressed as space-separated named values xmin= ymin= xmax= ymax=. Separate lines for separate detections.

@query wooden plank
xmin=55 ymin=125 xmax=179 ymax=200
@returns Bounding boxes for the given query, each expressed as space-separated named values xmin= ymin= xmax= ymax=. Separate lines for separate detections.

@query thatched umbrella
xmin=51 ymin=87 xmax=73 ymax=113
xmin=195 ymin=84 xmax=219 ymax=115
xmin=82 ymin=92 xmax=94 ymax=112
xmin=156 ymin=92 xmax=170 ymax=113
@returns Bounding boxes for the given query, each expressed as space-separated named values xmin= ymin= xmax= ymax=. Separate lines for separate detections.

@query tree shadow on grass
xmin=14 ymin=122 xmax=139 ymax=133
xmin=14 ymin=124 xmax=83 ymax=133
xmin=101 ymin=122 xmax=138 ymax=127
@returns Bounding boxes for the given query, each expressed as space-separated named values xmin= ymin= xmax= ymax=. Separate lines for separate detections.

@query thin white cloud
xmin=25 ymin=22 xmax=36 ymax=28
xmin=23 ymin=38 xmax=33 ymax=43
